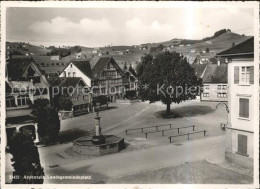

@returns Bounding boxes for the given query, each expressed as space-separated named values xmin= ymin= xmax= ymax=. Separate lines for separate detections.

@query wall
xmin=228 ymin=59 xmax=254 ymax=132
xmin=61 ymin=63 xmax=92 ymax=87
xmin=226 ymin=58 xmax=255 ymax=168
xmin=201 ymin=83 xmax=228 ymax=102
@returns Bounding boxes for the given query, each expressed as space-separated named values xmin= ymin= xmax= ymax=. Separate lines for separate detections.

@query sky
xmin=6 ymin=7 xmax=254 ymax=47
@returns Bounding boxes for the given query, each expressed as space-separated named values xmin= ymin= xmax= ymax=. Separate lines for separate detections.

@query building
xmin=123 ymin=65 xmax=138 ymax=98
xmin=202 ymin=64 xmax=228 ymax=102
xmin=5 ymin=57 xmax=51 ymax=145
xmin=59 ymin=60 xmax=92 ymax=87
xmin=217 ymin=37 xmax=255 ymax=169
xmin=192 ymin=52 xmax=215 ymax=65
xmin=48 ymin=77 xmax=92 ymax=117
xmin=91 ymin=56 xmax=128 ymax=102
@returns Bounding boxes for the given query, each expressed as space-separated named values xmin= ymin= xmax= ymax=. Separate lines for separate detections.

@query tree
xmin=128 ymin=64 xmax=137 ymax=77
xmin=138 ymin=51 xmax=202 ymax=115
xmin=136 ymin=54 xmax=153 ymax=78
xmin=123 ymin=62 xmax=127 ymax=70
xmin=206 ymin=47 xmax=209 ymax=53
xmin=51 ymin=94 xmax=72 ymax=111
xmin=93 ymin=95 xmax=109 ymax=108
xmin=32 ymin=99 xmax=60 ymax=144
xmin=9 ymin=132 xmax=44 ymax=184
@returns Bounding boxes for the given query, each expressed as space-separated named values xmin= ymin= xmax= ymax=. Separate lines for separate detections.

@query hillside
xmin=6 ymin=30 xmax=252 ymax=70
xmin=167 ymin=32 xmax=251 ymax=55
xmin=6 ymin=42 xmax=51 ymax=56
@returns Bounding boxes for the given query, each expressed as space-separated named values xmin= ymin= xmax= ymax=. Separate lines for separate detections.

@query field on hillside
xmin=6 ymin=42 xmax=51 ymax=56
xmin=168 ymin=32 xmax=251 ymax=55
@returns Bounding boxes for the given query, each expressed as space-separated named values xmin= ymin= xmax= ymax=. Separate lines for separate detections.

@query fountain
xmin=73 ymin=111 xmax=125 ymax=156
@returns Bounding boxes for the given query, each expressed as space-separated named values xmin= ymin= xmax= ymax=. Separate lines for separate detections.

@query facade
xmin=91 ymin=56 xmax=128 ymax=102
xmin=123 ymin=66 xmax=138 ymax=98
xmin=217 ymin=37 xmax=254 ymax=169
xmin=192 ymin=52 xmax=215 ymax=65
xmin=49 ymin=77 xmax=92 ymax=117
xmin=5 ymin=57 xmax=51 ymax=145
xmin=192 ymin=63 xmax=228 ymax=102
xmin=59 ymin=60 xmax=92 ymax=87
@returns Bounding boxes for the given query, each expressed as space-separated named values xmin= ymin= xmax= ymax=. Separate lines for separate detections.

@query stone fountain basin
xmin=73 ymin=135 xmax=125 ymax=156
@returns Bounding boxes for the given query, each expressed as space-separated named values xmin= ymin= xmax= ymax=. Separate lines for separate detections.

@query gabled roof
xmin=72 ymin=60 xmax=92 ymax=79
xmin=32 ymin=55 xmax=70 ymax=75
xmin=92 ymin=56 xmax=124 ymax=79
xmin=202 ymin=64 xmax=228 ymax=83
xmin=217 ymin=37 xmax=254 ymax=57
xmin=48 ymin=77 xmax=86 ymax=88
xmin=7 ymin=56 xmax=45 ymax=79
xmin=7 ymin=56 xmax=33 ymax=79
xmin=191 ymin=64 xmax=207 ymax=78
xmin=58 ymin=59 xmax=92 ymax=79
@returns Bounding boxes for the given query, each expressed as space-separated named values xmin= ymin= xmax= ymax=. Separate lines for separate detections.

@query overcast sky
xmin=6 ymin=7 xmax=254 ymax=47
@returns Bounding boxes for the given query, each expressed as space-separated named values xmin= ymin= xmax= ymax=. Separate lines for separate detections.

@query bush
xmin=32 ymin=98 xmax=60 ymax=145
xmin=9 ymin=132 xmax=44 ymax=184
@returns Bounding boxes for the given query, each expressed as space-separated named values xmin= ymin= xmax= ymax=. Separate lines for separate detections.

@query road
xmin=44 ymin=135 xmax=225 ymax=183
xmin=5 ymin=100 xmax=227 ymax=183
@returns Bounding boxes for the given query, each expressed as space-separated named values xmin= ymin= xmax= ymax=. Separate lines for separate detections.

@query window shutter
xmin=239 ymin=98 xmax=249 ymax=118
xmin=234 ymin=66 xmax=239 ymax=84
xmin=239 ymin=98 xmax=244 ymax=117
xmin=249 ymin=66 xmax=254 ymax=84
xmin=238 ymin=134 xmax=243 ymax=154
xmin=238 ymin=134 xmax=248 ymax=155
xmin=244 ymin=99 xmax=249 ymax=118
xmin=242 ymin=135 xmax=247 ymax=155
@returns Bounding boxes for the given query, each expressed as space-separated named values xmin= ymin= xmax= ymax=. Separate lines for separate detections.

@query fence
xmin=144 ymin=125 xmax=195 ymax=138
xmin=168 ymin=130 xmax=207 ymax=143
xmin=125 ymin=124 xmax=172 ymax=135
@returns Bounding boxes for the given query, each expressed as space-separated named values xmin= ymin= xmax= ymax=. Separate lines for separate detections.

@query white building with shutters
xmin=217 ymin=37 xmax=255 ymax=169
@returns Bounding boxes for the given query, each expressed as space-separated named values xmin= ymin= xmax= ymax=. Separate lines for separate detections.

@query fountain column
xmin=94 ymin=111 xmax=101 ymax=136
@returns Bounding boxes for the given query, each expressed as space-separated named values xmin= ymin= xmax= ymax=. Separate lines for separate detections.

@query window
xmin=72 ymin=97 xmax=78 ymax=101
xmin=203 ymin=93 xmax=209 ymax=97
xmin=237 ymin=134 xmax=247 ymax=156
xmin=204 ymin=85 xmax=210 ymax=90
xmin=217 ymin=93 xmax=227 ymax=98
xmin=68 ymin=73 xmax=71 ymax=77
xmin=70 ymin=64 xmax=73 ymax=68
xmin=73 ymin=72 xmax=76 ymax=77
xmin=239 ymin=98 xmax=249 ymax=118
xmin=241 ymin=66 xmax=250 ymax=84
xmin=17 ymin=95 xmax=30 ymax=106
xmin=107 ymin=63 xmax=110 ymax=69
xmin=6 ymin=96 xmax=16 ymax=107
xmin=217 ymin=85 xmax=227 ymax=90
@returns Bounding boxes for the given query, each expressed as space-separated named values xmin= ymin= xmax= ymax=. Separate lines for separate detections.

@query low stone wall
xmin=116 ymin=99 xmax=140 ymax=104
xmin=73 ymin=137 xmax=125 ymax=156
xmin=225 ymin=151 xmax=253 ymax=170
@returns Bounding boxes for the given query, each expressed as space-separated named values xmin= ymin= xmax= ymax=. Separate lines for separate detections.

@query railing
xmin=144 ymin=125 xmax=195 ymax=138
xmin=125 ymin=124 xmax=172 ymax=134
xmin=168 ymin=130 xmax=207 ymax=143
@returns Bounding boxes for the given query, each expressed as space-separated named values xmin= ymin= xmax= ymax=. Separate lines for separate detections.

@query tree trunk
xmin=166 ymin=102 xmax=171 ymax=114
